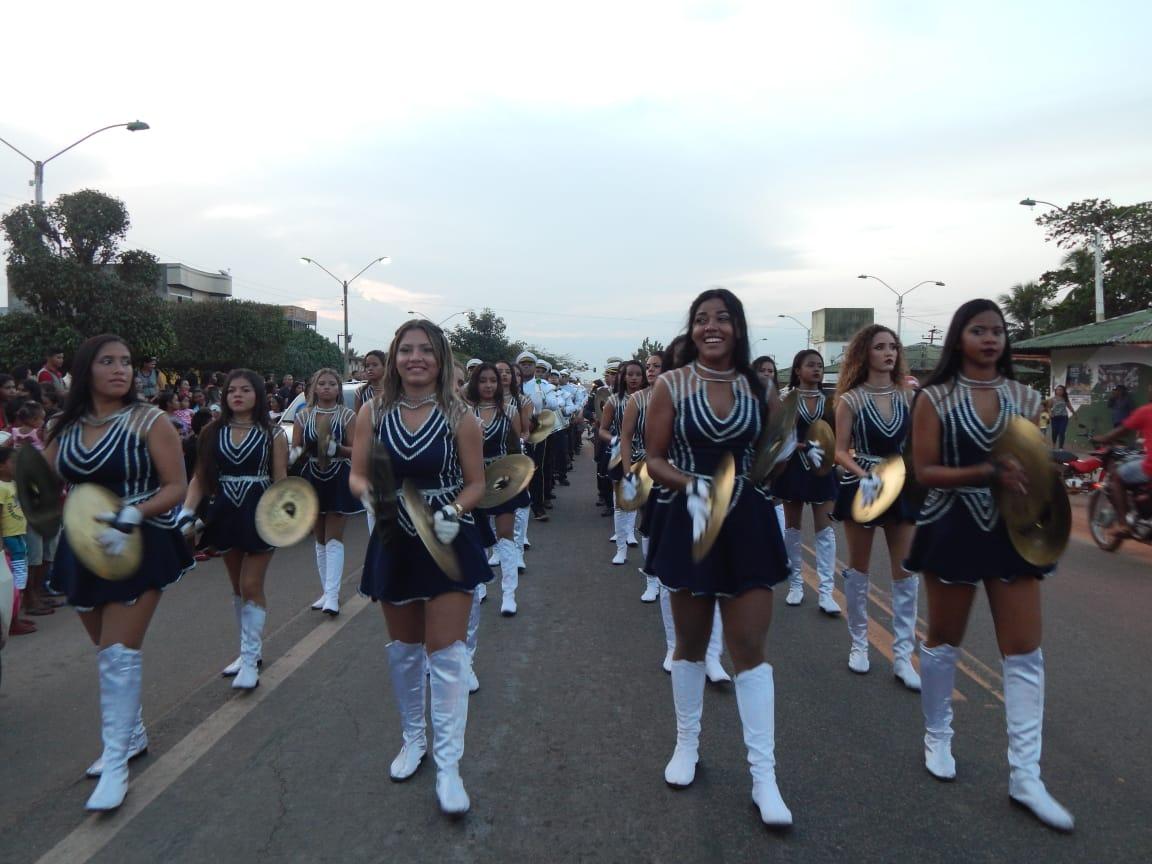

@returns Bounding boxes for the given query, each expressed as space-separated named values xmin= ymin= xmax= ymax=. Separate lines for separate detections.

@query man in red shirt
xmin=1093 ymin=388 xmax=1152 ymax=534
xmin=36 ymin=347 xmax=66 ymax=393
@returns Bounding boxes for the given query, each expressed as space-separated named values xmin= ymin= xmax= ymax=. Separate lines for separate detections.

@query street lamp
xmin=1020 ymin=197 xmax=1105 ymax=323
xmin=407 ymin=309 xmax=471 ymax=328
xmin=300 ymin=255 xmax=391 ymax=378
xmin=856 ymin=275 xmax=945 ymax=343
xmin=0 ymin=120 xmax=150 ymax=205
xmin=776 ymin=314 xmax=812 ymax=347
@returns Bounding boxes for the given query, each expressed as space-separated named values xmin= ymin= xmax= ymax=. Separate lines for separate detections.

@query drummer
xmin=180 ymin=369 xmax=288 ymax=689
xmin=291 ymin=368 xmax=362 ymax=616
xmin=907 ymin=299 xmax=1073 ymax=832
xmin=771 ymin=350 xmax=841 ymax=615
xmin=43 ymin=334 xmax=193 ymax=812
xmin=465 ymin=362 xmax=527 ymax=616
xmin=831 ymin=325 xmax=921 ymax=687
xmin=646 ymin=289 xmax=793 ymax=827
xmin=349 ymin=318 xmax=490 ymax=816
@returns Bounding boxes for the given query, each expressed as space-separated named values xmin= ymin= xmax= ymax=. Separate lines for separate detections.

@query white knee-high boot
xmin=891 ymin=576 xmax=922 ymax=691
xmin=465 ymin=591 xmax=482 ymax=694
xmin=429 ymin=641 xmax=471 ymax=814
xmin=86 ymin=644 xmax=142 ymax=811
xmin=387 ymin=640 xmax=427 ymax=781
xmin=85 ymin=647 xmax=148 ymax=778
xmin=221 ymin=593 xmax=245 ymax=677
xmin=660 ymin=587 xmax=675 ymax=672
xmin=735 ymin=663 xmax=793 ymax=826
xmin=323 ymin=539 xmax=343 ymax=615
xmin=311 ymin=542 xmax=327 ymax=610
xmin=1003 ymin=649 xmax=1074 ymax=831
xmin=920 ymin=642 xmax=958 ymax=780
xmin=514 ymin=507 xmax=529 ymax=569
xmin=705 ymin=604 xmax=730 ymax=683
xmin=625 ymin=510 xmax=639 ymax=546
xmin=497 ymin=537 xmax=519 ymax=617
xmin=815 ymin=526 xmax=841 ymax=615
xmin=611 ymin=504 xmax=628 ymax=565
xmin=640 ymin=536 xmax=659 ymax=602
xmin=664 ymin=660 xmax=706 ymax=787
xmin=783 ymin=527 xmax=804 ymax=606
xmin=843 ymin=568 xmax=870 ymax=673
xmin=232 ymin=601 xmax=265 ymax=690
xmin=775 ymin=502 xmax=785 ymax=536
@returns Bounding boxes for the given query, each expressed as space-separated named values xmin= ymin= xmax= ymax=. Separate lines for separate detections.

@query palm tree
xmin=997 ymin=281 xmax=1055 ymax=341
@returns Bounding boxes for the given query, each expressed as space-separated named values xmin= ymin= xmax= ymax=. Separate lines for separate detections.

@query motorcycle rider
xmin=1092 ymin=388 xmax=1152 ymax=536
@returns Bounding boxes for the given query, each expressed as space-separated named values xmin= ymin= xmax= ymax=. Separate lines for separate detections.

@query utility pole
xmin=922 ymin=326 xmax=942 ymax=346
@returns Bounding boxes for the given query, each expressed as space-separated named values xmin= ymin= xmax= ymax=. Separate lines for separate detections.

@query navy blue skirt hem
xmin=59 ymin=523 xmax=195 ymax=608
xmin=359 ymin=521 xmax=493 ymax=604
xmin=905 ymin=510 xmax=1050 ymax=584
xmin=302 ymin=461 xmax=365 ymax=516
xmin=770 ymin=457 xmax=838 ymax=504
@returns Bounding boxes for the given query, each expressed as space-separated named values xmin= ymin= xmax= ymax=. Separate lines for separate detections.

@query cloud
xmin=354 ymin=278 xmax=440 ymax=308
xmin=201 ymin=203 xmax=273 ymax=221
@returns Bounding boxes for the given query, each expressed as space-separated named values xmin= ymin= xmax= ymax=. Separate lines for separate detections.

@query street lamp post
xmin=856 ymin=275 xmax=946 ymax=343
xmin=407 ymin=309 xmax=471 ymax=327
xmin=300 ymin=255 xmax=391 ymax=378
xmin=776 ymin=314 xmax=812 ymax=347
xmin=1020 ymin=197 xmax=1105 ymax=322
xmin=0 ymin=120 xmax=150 ymax=205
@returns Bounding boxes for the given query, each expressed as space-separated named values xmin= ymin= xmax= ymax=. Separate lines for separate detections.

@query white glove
xmin=433 ymin=506 xmax=460 ymax=544
xmin=360 ymin=492 xmax=376 ymax=517
xmin=175 ymin=506 xmax=203 ymax=536
xmin=806 ymin=441 xmax=824 ymax=470
xmin=95 ymin=505 xmax=143 ymax=557
xmin=859 ymin=473 xmax=883 ymax=508
xmin=289 ymin=445 xmax=303 ymax=464
xmin=621 ymin=473 xmax=639 ymax=502
xmin=326 ymin=438 xmax=339 ymax=457
xmin=684 ymin=478 xmax=712 ymax=544
xmin=772 ymin=431 xmax=798 ymax=468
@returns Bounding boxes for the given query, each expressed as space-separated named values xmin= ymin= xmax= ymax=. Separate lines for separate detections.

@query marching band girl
xmin=496 ymin=359 xmax=533 ymax=570
xmin=908 ymin=299 xmax=1072 ymax=831
xmin=44 ymin=334 xmax=193 ymax=812
xmin=600 ymin=359 xmax=645 ymax=565
xmin=620 ymin=351 xmax=662 ymax=601
xmin=771 ymin=350 xmax=841 ymax=615
xmin=181 ymin=369 xmax=287 ymax=690
xmin=753 ymin=355 xmax=787 ymax=538
xmin=293 ymin=368 xmax=362 ymax=616
xmin=832 ymin=326 xmax=920 ymax=685
xmin=354 ymin=350 xmax=387 ymax=411
xmin=350 ymin=319 xmax=491 ymax=816
xmin=646 ymin=289 xmax=793 ymax=827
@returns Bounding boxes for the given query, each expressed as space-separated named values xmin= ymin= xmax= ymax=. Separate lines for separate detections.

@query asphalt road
xmin=1 ymin=447 xmax=1149 ymax=864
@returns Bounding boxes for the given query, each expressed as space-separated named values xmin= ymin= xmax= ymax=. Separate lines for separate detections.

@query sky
xmin=2 ymin=0 xmax=1150 ymax=375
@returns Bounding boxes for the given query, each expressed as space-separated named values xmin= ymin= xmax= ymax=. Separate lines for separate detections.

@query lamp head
xmin=299 ymin=257 xmax=312 ymax=264
xmin=857 ymin=274 xmax=868 ymax=279
xmin=126 ymin=121 xmax=150 ymax=132
xmin=1019 ymin=198 xmax=1037 ymax=207
xmin=934 ymin=281 xmax=946 ymax=286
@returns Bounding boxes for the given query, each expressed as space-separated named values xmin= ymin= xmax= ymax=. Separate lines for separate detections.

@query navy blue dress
xmin=653 ymin=366 xmax=789 ymax=597
xmin=475 ymin=400 xmax=530 ymax=518
xmin=297 ymin=405 xmax=364 ymax=516
xmin=201 ymin=423 xmax=284 ymax=553
xmin=54 ymin=403 xmax=194 ymax=609
xmin=831 ymin=386 xmax=915 ymax=526
xmin=905 ymin=377 xmax=1047 ymax=584
xmin=770 ymin=390 xmax=838 ymax=503
xmin=359 ymin=401 xmax=493 ymax=603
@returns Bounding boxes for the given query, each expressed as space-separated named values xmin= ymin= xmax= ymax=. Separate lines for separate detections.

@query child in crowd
xmin=0 ymin=447 xmax=34 ymax=635
xmin=13 ymin=401 xmax=46 ymax=450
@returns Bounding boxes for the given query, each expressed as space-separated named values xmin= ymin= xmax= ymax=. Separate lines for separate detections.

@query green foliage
xmin=0 ymin=312 xmax=82 ymax=373
xmin=996 ymin=281 xmax=1056 ymax=341
xmin=447 ymin=308 xmax=524 ymax=362
xmin=1 ymin=189 xmax=173 ymax=365
xmin=280 ymin=326 xmax=342 ymax=379
xmin=167 ymin=300 xmax=287 ymax=373
xmin=632 ymin=337 xmax=665 ymax=362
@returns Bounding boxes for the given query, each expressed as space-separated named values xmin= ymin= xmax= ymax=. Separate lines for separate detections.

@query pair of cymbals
xmin=315 ymin=411 xmax=333 ymax=470
xmin=15 ymin=446 xmax=63 ymax=537
xmin=402 ymin=479 xmax=462 ymax=581
xmin=692 ymin=452 xmax=736 ymax=562
xmin=806 ymin=419 xmax=836 ymax=477
xmin=1006 ymin=470 xmax=1070 ymax=567
xmin=479 ymin=454 xmax=535 ymax=509
xmin=63 ymin=485 xmax=143 ymax=581
xmin=992 ymin=416 xmax=1056 ymax=528
xmin=527 ymin=409 xmax=557 ymax=445
xmin=256 ymin=477 xmax=320 ymax=548
xmin=751 ymin=390 xmax=799 ymax=485
xmin=851 ymin=455 xmax=907 ymax=523
xmin=615 ymin=459 xmax=653 ymax=512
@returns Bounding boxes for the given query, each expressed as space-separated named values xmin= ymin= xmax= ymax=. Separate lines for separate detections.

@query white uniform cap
xmin=516 ymin=351 xmax=537 ymax=363
xmin=466 ymin=358 xmax=482 ymax=369
xmin=536 ymin=360 xmax=553 ymax=373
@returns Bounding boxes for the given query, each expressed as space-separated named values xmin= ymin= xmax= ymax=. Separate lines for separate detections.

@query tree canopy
xmin=631 ymin=337 xmax=665 ymax=362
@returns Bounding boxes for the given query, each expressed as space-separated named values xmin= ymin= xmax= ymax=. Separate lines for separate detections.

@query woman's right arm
xmin=833 ymin=398 xmax=866 ymax=478
xmin=619 ymin=396 xmax=639 ymax=468
xmin=645 ymin=379 xmax=690 ymax=492
xmin=348 ymin=403 xmax=374 ymax=500
xmin=598 ymin=400 xmax=616 ymax=444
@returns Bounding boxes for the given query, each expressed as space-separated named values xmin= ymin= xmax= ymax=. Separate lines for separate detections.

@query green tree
xmin=632 ymin=337 xmax=665 ymax=362
xmin=996 ymin=281 xmax=1055 ymax=341
xmin=168 ymin=300 xmax=289 ymax=373
xmin=280 ymin=327 xmax=343 ymax=379
xmin=1 ymin=189 xmax=174 ymax=361
xmin=447 ymin=308 xmax=523 ymax=361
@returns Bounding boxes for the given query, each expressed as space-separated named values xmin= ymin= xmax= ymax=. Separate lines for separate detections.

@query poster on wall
xmin=1064 ymin=363 xmax=1093 ymax=410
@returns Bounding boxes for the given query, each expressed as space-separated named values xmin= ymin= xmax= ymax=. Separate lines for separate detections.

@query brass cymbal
xmin=851 ymin=455 xmax=906 ymax=523
xmin=527 ymin=409 xmax=557 ymax=444
xmin=62 ymin=484 xmax=143 ymax=581
xmin=369 ymin=442 xmax=399 ymax=526
xmin=15 ymin=445 xmax=63 ymax=537
xmin=255 ymin=477 xmax=320 ymax=548
xmin=992 ymin=416 xmax=1054 ymax=527
xmin=692 ymin=452 xmax=736 ymax=562
xmin=751 ymin=389 xmax=798 ymax=485
xmin=401 ymin=479 xmax=462 ymax=581
xmin=315 ymin=411 xmax=332 ymax=471
xmin=615 ymin=459 xmax=653 ymax=512
xmin=479 ymin=454 xmax=535 ymax=509
xmin=1006 ymin=470 xmax=1071 ymax=567
xmin=807 ymin=418 xmax=836 ymax=477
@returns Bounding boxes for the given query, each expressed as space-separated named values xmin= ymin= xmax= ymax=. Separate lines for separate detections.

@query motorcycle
xmin=1087 ymin=446 xmax=1152 ymax=551
xmin=1051 ymin=448 xmax=1104 ymax=493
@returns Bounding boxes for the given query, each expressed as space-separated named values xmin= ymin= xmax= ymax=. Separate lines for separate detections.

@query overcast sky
xmin=2 ymin=0 xmax=1149 ymax=373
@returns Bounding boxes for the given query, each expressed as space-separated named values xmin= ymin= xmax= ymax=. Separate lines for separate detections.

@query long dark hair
xmin=196 ymin=369 xmax=271 ymax=493
xmin=752 ymin=355 xmax=780 ymax=390
xmin=680 ymin=288 xmax=766 ymax=403
xmin=664 ymin=335 xmax=690 ymax=372
xmin=464 ymin=362 xmax=505 ymax=405
xmin=923 ymin=299 xmax=1015 ymax=389
xmin=788 ymin=349 xmax=825 ymax=391
xmin=47 ymin=334 xmax=137 ymax=444
xmin=836 ymin=325 xmax=906 ymax=397
xmin=495 ymin=360 xmax=521 ymax=398
xmin=615 ymin=359 xmax=646 ymax=398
